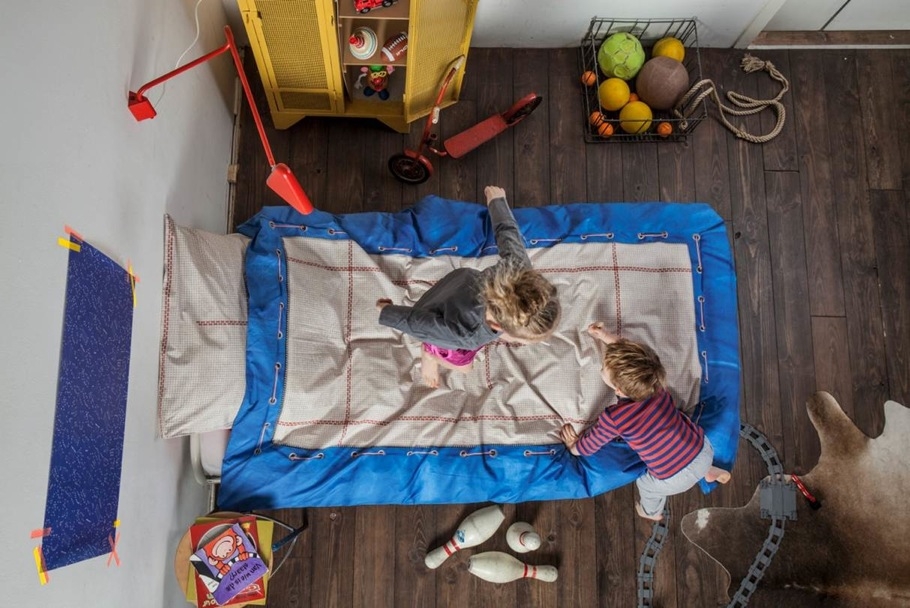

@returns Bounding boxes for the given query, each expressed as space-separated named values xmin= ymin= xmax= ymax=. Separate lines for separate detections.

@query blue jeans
xmin=636 ymin=437 xmax=715 ymax=517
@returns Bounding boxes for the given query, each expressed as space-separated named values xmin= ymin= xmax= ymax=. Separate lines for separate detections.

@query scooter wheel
xmin=389 ymin=153 xmax=432 ymax=185
xmin=503 ymin=93 xmax=543 ymax=126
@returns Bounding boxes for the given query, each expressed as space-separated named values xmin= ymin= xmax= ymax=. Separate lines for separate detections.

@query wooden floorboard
xmin=233 ymin=47 xmax=910 ymax=607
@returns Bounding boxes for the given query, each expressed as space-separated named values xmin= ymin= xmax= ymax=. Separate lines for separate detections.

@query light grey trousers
xmin=636 ymin=437 xmax=715 ymax=517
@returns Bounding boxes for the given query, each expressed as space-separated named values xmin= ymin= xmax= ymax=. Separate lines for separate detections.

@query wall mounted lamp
xmin=128 ymin=25 xmax=313 ymax=215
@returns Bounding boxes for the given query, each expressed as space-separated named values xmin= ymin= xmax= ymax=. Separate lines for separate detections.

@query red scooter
xmin=389 ymin=56 xmax=542 ymax=184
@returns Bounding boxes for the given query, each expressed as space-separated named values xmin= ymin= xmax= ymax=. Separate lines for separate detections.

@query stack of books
xmin=185 ymin=514 xmax=273 ymax=607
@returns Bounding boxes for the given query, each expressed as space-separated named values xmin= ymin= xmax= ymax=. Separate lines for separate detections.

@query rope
xmin=673 ymin=54 xmax=790 ymax=143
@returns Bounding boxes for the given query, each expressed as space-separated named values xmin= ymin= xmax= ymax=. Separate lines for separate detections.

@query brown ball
xmin=635 ymin=56 xmax=689 ymax=111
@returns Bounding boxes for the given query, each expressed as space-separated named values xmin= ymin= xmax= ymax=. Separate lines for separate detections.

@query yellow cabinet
xmin=238 ymin=0 xmax=478 ymax=132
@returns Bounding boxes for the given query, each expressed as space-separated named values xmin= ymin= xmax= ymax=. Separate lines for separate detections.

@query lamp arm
xmin=134 ymin=43 xmax=231 ymax=101
xmin=223 ymin=26 xmax=276 ymax=168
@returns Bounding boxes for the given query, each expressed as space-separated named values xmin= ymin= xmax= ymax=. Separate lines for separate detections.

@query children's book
xmin=186 ymin=517 xmax=273 ymax=607
xmin=187 ymin=516 xmax=268 ymax=606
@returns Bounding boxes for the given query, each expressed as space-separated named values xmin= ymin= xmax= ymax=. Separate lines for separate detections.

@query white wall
xmin=0 ymin=1 xmax=234 ymax=607
xmin=767 ymin=0 xmax=908 ymax=31
xmin=469 ymin=0 xmax=774 ymax=48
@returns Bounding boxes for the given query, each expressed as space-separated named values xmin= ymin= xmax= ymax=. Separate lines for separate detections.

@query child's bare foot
xmin=705 ymin=466 xmax=731 ymax=484
xmin=635 ymin=501 xmax=664 ymax=521
xmin=484 ymin=185 xmax=506 ymax=205
xmin=420 ymin=349 xmax=440 ymax=388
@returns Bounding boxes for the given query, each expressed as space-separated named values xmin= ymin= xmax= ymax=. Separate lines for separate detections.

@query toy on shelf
xmin=381 ymin=32 xmax=408 ymax=62
xmin=355 ymin=65 xmax=395 ymax=100
xmin=349 ymin=27 xmax=379 ymax=61
xmin=354 ymin=0 xmax=398 ymax=14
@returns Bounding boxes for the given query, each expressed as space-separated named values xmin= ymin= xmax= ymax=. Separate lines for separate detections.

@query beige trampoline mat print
xmin=276 ymin=236 xmax=701 ymax=450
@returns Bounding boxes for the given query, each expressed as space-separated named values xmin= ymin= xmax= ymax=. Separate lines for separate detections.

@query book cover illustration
xmin=189 ymin=522 xmax=268 ymax=606
xmin=186 ymin=517 xmax=270 ymax=607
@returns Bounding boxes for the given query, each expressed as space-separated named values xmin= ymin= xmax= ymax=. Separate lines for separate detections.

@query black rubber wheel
xmin=389 ymin=153 xmax=432 ymax=185
xmin=382 ymin=0 xmax=393 ymax=6
xmin=503 ymin=94 xmax=543 ymax=126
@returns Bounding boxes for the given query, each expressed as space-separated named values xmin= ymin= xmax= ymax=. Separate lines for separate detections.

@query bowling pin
xmin=467 ymin=551 xmax=558 ymax=583
xmin=424 ymin=505 xmax=505 ymax=569
xmin=505 ymin=521 xmax=541 ymax=553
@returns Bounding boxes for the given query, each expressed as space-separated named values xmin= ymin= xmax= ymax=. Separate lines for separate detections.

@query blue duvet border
xmin=219 ymin=197 xmax=740 ymax=510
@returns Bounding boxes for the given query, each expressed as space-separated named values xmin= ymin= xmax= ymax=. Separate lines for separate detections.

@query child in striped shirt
xmin=560 ymin=323 xmax=730 ymax=520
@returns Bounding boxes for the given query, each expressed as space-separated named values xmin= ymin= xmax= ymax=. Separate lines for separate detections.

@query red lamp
xmin=128 ymin=26 xmax=314 ymax=215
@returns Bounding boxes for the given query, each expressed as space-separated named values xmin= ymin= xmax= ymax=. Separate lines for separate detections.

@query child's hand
xmin=484 ymin=185 xmax=506 ymax=206
xmin=560 ymin=424 xmax=581 ymax=456
xmin=587 ymin=322 xmax=619 ymax=344
xmin=376 ymin=298 xmax=392 ymax=311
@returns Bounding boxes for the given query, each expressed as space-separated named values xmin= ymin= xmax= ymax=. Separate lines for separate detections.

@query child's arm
xmin=484 ymin=186 xmax=532 ymax=269
xmin=587 ymin=321 xmax=620 ymax=345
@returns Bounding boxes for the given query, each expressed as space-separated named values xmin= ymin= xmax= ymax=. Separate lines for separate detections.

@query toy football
xmin=597 ymin=32 xmax=645 ymax=80
xmin=382 ymin=32 xmax=408 ymax=62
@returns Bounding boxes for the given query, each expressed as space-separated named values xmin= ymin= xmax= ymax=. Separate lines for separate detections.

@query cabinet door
xmin=403 ymin=0 xmax=478 ymax=123
xmin=239 ymin=0 xmax=344 ymax=129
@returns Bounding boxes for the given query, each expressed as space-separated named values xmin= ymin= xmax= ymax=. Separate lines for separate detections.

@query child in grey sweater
xmin=377 ymin=186 xmax=560 ymax=387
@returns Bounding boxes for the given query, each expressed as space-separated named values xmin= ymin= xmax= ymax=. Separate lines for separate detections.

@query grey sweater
xmin=378 ymin=197 xmax=531 ymax=350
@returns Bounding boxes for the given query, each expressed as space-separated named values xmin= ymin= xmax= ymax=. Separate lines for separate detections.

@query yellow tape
xmin=113 ymin=520 xmax=120 ymax=528
xmin=127 ymin=263 xmax=137 ymax=308
xmin=33 ymin=546 xmax=48 ymax=585
xmin=57 ymin=237 xmax=80 ymax=253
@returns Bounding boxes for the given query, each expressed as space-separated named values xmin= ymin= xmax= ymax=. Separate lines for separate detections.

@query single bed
xmin=159 ymin=197 xmax=740 ymax=510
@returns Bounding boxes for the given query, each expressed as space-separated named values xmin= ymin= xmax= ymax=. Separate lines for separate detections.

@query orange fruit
xmin=657 ymin=122 xmax=673 ymax=137
xmin=581 ymin=70 xmax=597 ymax=86
xmin=619 ymin=101 xmax=653 ymax=134
xmin=597 ymin=122 xmax=614 ymax=138
xmin=598 ymin=77 xmax=631 ymax=112
xmin=589 ymin=111 xmax=606 ymax=127
xmin=629 ymin=92 xmax=640 ymax=102
xmin=652 ymin=37 xmax=685 ymax=62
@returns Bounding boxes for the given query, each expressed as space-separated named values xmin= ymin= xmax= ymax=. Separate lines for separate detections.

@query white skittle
xmin=424 ymin=505 xmax=505 ymax=569
xmin=505 ymin=522 xmax=541 ymax=553
xmin=467 ymin=551 xmax=558 ymax=583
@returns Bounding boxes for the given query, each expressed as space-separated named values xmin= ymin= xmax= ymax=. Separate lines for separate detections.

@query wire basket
xmin=579 ymin=17 xmax=706 ymax=143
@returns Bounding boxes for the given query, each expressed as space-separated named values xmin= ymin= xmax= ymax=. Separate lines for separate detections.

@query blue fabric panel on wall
xmin=41 ymin=239 xmax=133 ymax=571
xmin=220 ymin=197 xmax=740 ymax=510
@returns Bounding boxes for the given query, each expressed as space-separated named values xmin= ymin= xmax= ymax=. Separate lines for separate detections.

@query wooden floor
xmin=232 ymin=47 xmax=910 ymax=607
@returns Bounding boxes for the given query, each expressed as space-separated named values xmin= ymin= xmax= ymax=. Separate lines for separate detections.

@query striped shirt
xmin=576 ymin=390 xmax=704 ymax=479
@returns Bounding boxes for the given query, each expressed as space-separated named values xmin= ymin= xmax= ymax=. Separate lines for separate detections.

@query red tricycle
xmin=388 ymin=56 xmax=542 ymax=185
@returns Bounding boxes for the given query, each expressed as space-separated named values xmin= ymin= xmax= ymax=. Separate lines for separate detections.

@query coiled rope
xmin=674 ymin=54 xmax=790 ymax=143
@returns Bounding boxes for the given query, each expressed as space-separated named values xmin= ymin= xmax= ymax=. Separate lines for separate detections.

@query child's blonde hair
xmin=482 ymin=261 xmax=560 ymax=341
xmin=602 ymin=339 xmax=666 ymax=401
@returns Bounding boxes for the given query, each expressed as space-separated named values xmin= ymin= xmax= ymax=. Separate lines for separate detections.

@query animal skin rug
xmin=681 ymin=391 xmax=910 ymax=607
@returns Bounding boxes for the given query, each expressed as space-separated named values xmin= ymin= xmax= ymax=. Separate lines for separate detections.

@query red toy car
xmin=354 ymin=0 xmax=398 ymax=14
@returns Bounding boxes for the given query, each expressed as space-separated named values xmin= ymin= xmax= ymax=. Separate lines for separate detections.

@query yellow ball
xmin=619 ymin=101 xmax=653 ymax=134
xmin=597 ymin=78 xmax=631 ymax=112
xmin=652 ymin=37 xmax=685 ymax=62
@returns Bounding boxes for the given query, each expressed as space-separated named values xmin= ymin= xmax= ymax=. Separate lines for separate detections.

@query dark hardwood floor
xmin=231 ymin=47 xmax=910 ymax=607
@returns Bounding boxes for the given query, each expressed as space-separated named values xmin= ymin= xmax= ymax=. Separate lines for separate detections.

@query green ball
xmin=597 ymin=32 xmax=645 ymax=80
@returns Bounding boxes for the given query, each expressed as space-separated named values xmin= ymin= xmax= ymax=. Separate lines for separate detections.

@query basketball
xmin=635 ymin=56 xmax=689 ymax=110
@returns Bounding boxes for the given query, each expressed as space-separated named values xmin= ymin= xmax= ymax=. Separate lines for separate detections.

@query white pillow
xmin=157 ymin=215 xmax=249 ymax=438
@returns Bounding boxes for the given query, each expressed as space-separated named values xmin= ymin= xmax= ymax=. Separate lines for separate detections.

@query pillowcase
xmin=157 ymin=215 xmax=249 ymax=438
